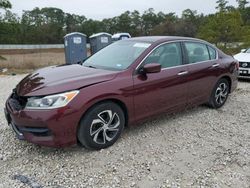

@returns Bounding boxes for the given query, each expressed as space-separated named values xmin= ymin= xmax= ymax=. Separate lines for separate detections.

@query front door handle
xmin=211 ymin=63 xmax=219 ymax=68
xmin=177 ymin=71 xmax=188 ymax=76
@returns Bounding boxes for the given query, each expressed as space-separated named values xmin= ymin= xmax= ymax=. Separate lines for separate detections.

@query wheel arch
xmin=208 ymin=75 xmax=232 ymax=109
xmin=219 ymin=75 xmax=232 ymax=93
xmin=105 ymin=98 xmax=129 ymax=127
xmin=76 ymin=98 xmax=129 ymax=148
xmin=77 ymin=98 xmax=129 ymax=131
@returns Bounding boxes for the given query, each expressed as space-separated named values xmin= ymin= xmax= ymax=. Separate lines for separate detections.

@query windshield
xmin=245 ymin=48 xmax=250 ymax=53
xmin=84 ymin=41 xmax=151 ymax=70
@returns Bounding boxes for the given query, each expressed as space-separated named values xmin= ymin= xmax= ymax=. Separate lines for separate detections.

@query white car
xmin=112 ymin=33 xmax=131 ymax=42
xmin=234 ymin=48 xmax=250 ymax=79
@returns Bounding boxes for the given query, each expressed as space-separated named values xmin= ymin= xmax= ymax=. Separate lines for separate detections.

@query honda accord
xmin=4 ymin=36 xmax=238 ymax=149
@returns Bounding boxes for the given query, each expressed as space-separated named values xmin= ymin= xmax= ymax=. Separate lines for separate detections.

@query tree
xmin=116 ymin=11 xmax=133 ymax=33
xmin=141 ymin=8 xmax=159 ymax=35
xmin=1 ymin=3 xmax=250 ymax=46
xmin=130 ymin=10 xmax=143 ymax=36
xmin=174 ymin=9 xmax=204 ymax=37
xmin=198 ymin=11 xmax=244 ymax=47
xmin=65 ymin=14 xmax=86 ymax=33
xmin=240 ymin=7 xmax=250 ymax=24
xmin=182 ymin=9 xmax=197 ymax=21
xmin=0 ymin=10 xmax=20 ymax=44
xmin=80 ymin=19 xmax=104 ymax=37
xmin=151 ymin=18 xmax=176 ymax=36
xmin=216 ymin=0 xmax=229 ymax=12
xmin=236 ymin=0 xmax=250 ymax=24
xmin=0 ymin=0 xmax=11 ymax=9
xmin=18 ymin=7 xmax=68 ymax=44
xmin=102 ymin=17 xmax=117 ymax=34
xmin=236 ymin=0 xmax=249 ymax=9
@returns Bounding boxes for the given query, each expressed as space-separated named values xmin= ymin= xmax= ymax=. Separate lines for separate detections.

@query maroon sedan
xmin=4 ymin=36 xmax=238 ymax=149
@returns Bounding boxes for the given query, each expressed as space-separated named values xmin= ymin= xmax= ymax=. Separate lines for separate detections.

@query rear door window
xmin=207 ymin=46 xmax=217 ymax=60
xmin=184 ymin=42 xmax=210 ymax=64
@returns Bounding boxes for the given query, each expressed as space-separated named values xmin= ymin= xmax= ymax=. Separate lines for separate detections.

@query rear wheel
xmin=208 ymin=78 xmax=230 ymax=109
xmin=78 ymin=102 xmax=125 ymax=150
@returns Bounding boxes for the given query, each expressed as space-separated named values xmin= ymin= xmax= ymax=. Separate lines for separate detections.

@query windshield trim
xmin=83 ymin=64 xmax=124 ymax=71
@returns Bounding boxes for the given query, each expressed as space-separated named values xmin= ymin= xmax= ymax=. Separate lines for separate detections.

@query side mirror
xmin=241 ymin=49 xmax=246 ymax=53
xmin=141 ymin=63 xmax=161 ymax=74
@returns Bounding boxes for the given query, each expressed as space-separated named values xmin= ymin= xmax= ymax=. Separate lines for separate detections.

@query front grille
xmin=9 ymin=89 xmax=27 ymax=111
xmin=239 ymin=62 xmax=250 ymax=68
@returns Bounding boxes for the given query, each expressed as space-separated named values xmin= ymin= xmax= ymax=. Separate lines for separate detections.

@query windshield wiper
xmin=85 ymin=65 xmax=97 ymax=69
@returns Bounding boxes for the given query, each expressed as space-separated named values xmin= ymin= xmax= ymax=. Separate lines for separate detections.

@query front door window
xmin=144 ymin=42 xmax=183 ymax=68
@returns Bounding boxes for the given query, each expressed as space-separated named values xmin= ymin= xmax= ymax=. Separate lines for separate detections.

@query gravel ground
xmin=0 ymin=74 xmax=249 ymax=188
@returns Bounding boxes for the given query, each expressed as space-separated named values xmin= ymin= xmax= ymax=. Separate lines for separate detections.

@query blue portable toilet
xmin=112 ymin=33 xmax=131 ymax=42
xmin=64 ymin=32 xmax=87 ymax=64
xmin=89 ymin=32 xmax=112 ymax=54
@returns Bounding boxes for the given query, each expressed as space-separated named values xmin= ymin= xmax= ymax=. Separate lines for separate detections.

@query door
xmin=133 ymin=42 xmax=189 ymax=121
xmin=183 ymin=42 xmax=221 ymax=105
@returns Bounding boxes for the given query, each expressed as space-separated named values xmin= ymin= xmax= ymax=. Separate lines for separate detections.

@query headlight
xmin=25 ymin=90 xmax=79 ymax=110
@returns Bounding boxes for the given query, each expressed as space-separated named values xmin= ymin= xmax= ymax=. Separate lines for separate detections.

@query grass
xmin=0 ymin=48 xmax=91 ymax=75
xmin=0 ymin=49 xmax=65 ymax=74
xmin=0 ymin=55 xmax=7 ymax=61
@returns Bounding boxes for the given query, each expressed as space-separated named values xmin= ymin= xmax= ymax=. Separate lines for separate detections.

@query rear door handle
xmin=177 ymin=71 xmax=188 ymax=76
xmin=211 ymin=63 xmax=219 ymax=68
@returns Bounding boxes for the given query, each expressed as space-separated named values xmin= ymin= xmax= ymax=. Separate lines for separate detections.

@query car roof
xmin=127 ymin=36 xmax=205 ymax=44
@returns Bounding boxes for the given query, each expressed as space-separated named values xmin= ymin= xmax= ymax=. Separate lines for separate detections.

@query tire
xmin=208 ymin=78 xmax=230 ymax=109
xmin=78 ymin=102 xmax=125 ymax=150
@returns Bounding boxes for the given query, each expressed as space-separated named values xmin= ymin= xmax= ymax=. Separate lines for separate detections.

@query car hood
xmin=234 ymin=53 xmax=250 ymax=62
xmin=16 ymin=64 xmax=118 ymax=97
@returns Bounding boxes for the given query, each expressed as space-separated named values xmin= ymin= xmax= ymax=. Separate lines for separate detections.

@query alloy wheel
xmin=215 ymin=83 xmax=228 ymax=105
xmin=90 ymin=110 xmax=120 ymax=144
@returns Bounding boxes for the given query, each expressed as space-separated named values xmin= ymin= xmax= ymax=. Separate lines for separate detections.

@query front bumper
xmin=238 ymin=68 xmax=250 ymax=78
xmin=4 ymin=97 xmax=80 ymax=147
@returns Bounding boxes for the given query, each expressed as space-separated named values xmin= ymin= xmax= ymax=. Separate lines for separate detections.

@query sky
xmin=8 ymin=0 xmax=238 ymax=20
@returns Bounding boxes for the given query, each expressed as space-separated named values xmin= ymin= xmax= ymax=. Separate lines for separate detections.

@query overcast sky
xmin=8 ymin=0 xmax=238 ymax=20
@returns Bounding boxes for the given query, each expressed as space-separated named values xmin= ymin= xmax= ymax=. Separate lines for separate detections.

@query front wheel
xmin=208 ymin=78 xmax=230 ymax=109
xmin=78 ymin=102 xmax=125 ymax=150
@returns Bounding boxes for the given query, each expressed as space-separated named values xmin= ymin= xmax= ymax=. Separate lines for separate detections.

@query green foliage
xmin=80 ymin=19 xmax=104 ymax=37
xmin=198 ymin=11 xmax=244 ymax=47
xmin=241 ymin=25 xmax=250 ymax=46
xmin=237 ymin=0 xmax=249 ymax=9
xmin=0 ymin=0 xmax=11 ymax=9
xmin=151 ymin=9 xmax=203 ymax=37
xmin=19 ymin=7 xmax=66 ymax=43
xmin=216 ymin=0 xmax=229 ymax=11
xmin=0 ymin=10 xmax=20 ymax=44
xmin=1 ymin=0 xmax=250 ymax=47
